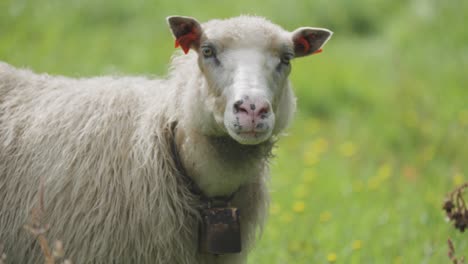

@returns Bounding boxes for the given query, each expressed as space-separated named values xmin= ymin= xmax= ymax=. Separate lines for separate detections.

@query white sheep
xmin=0 ymin=15 xmax=332 ymax=263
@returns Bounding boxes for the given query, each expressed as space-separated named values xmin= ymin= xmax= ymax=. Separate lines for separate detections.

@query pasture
xmin=1 ymin=0 xmax=467 ymax=262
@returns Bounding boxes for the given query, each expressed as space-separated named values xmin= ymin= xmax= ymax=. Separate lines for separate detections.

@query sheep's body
xmin=0 ymin=16 xmax=332 ymax=263
xmin=0 ymin=61 xmax=269 ymax=263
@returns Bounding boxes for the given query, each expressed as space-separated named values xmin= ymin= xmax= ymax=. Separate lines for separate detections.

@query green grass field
xmin=1 ymin=0 xmax=467 ymax=262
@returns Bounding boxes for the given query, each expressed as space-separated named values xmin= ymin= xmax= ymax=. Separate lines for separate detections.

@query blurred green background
xmin=1 ymin=0 xmax=467 ymax=263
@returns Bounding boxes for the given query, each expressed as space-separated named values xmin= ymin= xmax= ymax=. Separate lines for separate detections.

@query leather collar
xmin=170 ymin=122 xmax=239 ymax=207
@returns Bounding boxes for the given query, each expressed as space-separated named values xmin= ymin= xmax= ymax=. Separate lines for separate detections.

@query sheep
xmin=0 ymin=15 xmax=332 ymax=263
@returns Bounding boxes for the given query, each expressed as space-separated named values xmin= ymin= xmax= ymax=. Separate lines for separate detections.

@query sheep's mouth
xmin=238 ymin=131 xmax=264 ymax=138
xmin=227 ymin=129 xmax=272 ymax=145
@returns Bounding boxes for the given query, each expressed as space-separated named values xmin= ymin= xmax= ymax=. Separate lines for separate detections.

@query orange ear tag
xmin=175 ymin=32 xmax=198 ymax=54
xmin=312 ymin=48 xmax=323 ymax=55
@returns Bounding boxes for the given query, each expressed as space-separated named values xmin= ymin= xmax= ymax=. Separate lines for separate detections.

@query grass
xmin=1 ymin=0 xmax=467 ymax=263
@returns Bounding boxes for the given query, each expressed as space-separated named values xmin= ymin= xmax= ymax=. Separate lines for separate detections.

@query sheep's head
xmin=168 ymin=16 xmax=332 ymax=145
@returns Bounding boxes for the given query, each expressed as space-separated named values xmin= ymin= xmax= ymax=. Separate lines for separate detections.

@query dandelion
xmin=368 ymin=163 xmax=393 ymax=190
xmin=292 ymin=201 xmax=305 ymax=213
xmin=319 ymin=211 xmax=332 ymax=223
xmin=339 ymin=141 xmax=357 ymax=157
xmin=327 ymin=252 xmax=337 ymax=263
xmin=352 ymin=240 xmax=362 ymax=250
xmin=453 ymin=172 xmax=464 ymax=186
xmin=376 ymin=163 xmax=392 ymax=181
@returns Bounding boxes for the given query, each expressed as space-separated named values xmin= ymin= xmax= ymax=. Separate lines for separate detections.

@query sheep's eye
xmin=201 ymin=46 xmax=215 ymax=58
xmin=280 ymin=53 xmax=293 ymax=65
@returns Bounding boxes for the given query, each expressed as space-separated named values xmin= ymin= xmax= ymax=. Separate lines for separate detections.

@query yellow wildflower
xmin=352 ymin=240 xmax=362 ymax=250
xmin=376 ymin=163 xmax=392 ymax=181
xmin=327 ymin=253 xmax=337 ymax=263
xmin=292 ymin=201 xmax=305 ymax=213
xmin=319 ymin=211 xmax=332 ymax=223
xmin=453 ymin=172 xmax=464 ymax=186
xmin=368 ymin=163 xmax=393 ymax=190
xmin=339 ymin=141 xmax=358 ymax=157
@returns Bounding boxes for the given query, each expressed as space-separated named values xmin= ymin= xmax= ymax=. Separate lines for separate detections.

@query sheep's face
xmin=168 ymin=16 xmax=332 ymax=145
xmin=199 ymin=44 xmax=292 ymax=145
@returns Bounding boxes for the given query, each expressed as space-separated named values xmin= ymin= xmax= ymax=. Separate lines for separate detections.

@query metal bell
xmin=199 ymin=207 xmax=241 ymax=254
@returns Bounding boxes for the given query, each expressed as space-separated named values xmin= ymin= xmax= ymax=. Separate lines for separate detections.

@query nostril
xmin=233 ymin=100 xmax=249 ymax=114
xmin=257 ymin=106 xmax=270 ymax=117
xmin=238 ymin=106 xmax=249 ymax=114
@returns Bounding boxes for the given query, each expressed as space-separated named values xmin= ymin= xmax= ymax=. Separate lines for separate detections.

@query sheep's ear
xmin=291 ymin=27 xmax=333 ymax=58
xmin=167 ymin=16 xmax=203 ymax=54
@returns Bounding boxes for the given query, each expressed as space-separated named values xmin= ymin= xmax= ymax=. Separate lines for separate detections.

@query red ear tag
xmin=175 ymin=32 xmax=198 ymax=54
xmin=312 ymin=48 xmax=323 ymax=55
xmin=297 ymin=37 xmax=310 ymax=54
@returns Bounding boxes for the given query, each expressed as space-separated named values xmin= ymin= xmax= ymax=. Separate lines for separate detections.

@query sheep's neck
xmin=175 ymin=127 xmax=273 ymax=197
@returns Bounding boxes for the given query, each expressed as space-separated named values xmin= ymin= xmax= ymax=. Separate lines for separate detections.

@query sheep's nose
xmin=233 ymin=99 xmax=271 ymax=119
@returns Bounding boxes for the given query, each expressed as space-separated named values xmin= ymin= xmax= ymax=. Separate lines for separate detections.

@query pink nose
xmin=233 ymin=99 xmax=271 ymax=119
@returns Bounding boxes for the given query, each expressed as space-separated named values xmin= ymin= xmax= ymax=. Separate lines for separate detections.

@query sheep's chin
xmin=226 ymin=128 xmax=272 ymax=145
